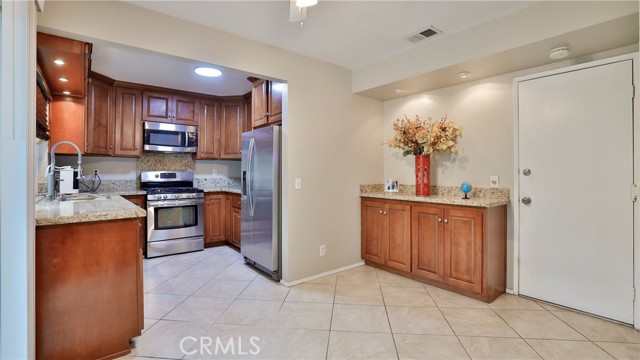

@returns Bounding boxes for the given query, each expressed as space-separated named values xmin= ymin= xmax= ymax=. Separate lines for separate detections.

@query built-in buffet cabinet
xmin=361 ymin=197 xmax=507 ymax=302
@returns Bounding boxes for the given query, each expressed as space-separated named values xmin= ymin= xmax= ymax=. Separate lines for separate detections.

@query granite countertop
xmin=201 ymin=186 xmax=241 ymax=194
xmin=361 ymin=190 xmax=509 ymax=208
xmin=35 ymin=194 xmax=146 ymax=226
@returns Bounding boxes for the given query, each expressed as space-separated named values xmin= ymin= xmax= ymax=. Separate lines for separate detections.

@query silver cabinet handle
xmin=383 ymin=211 xmax=387 ymax=215
xmin=444 ymin=219 xmax=448 ymax=223
xmin=438 ymin=218 xmax=442 ymax=222
xmin=379 ymin=210 xmax=383 ymax=214
xmin=109 ymin=145 xmax=113 ymax=149
xmin=135 ymin=145 xmax=139 ymax=150
xmin=201 ymin=149 xmax=204 ymax=153
xmin=521 ymin=196 xmax=532 ymax=205
xmin=523 ymin=169 xmax=531 ymax=176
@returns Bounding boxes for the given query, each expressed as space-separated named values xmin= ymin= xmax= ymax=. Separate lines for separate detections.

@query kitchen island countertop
xmin=35 ymin=194 xmax=146 ymax=226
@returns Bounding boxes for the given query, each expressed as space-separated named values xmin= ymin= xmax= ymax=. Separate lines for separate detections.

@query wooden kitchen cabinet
xmin=114 ymin=85 xmax=143 ymax=157
xmin=225 ymin=194 xmax=241 ymax=248
xmin=362 ymin=198 xmax=507 ymax=302
xmin=220 ymin=99 xmax=243 ymax=159
xmin=204 ymin=194 xmax=226 ymax=246
xmin=123 ymin=195 xmax=147 ymax=254
xmin=197 ymin=100 xmax=221 ymax=159
xmin=250 ymin=78 xmax=283 ymax=128
xmin=361 ymin=199 xmax=411 ymax=273
xmin=85 ymin=75 xmax=114 ymax=155
xmin=142 ymin=91 xmax=200 ymax=126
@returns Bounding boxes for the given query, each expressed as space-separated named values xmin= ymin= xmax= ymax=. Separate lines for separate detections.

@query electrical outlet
xmin=490 ymin=176 xmax=499 ymax=188
xmin=295 ymin=178 xmax=302 ymax=190
xmin=93 ymin=169 xmax=99 ymax=177
xmin=212 ymin=169 xmax=218 ymax=176
xmin=320 ymin=244 xmax=326 ymax=257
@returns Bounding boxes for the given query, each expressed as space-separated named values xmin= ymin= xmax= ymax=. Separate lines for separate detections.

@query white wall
xmin=37 ymin=1 xmax=384 ymax=282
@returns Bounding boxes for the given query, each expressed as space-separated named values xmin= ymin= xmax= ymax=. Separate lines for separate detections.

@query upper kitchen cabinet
xmin=197 ymin=99 xmax=221 ymax=160
xmin=37 ymin=32 xmax=92 ymax=155
xmin=142 ymin=91 xmax=200 ymax=126
xmin=220 ymin=98 xmax=243 ymax=159
xmin=85 ymin=73 xmax=115 ymax=155
xmin=113 ymin=84 xmax=143 ymax=157
xmin=249 ymin=78 xmax=283 ymax=128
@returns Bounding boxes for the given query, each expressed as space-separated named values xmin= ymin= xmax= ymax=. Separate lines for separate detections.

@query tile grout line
xmin=422 ymin=284 xmax=472 ymax=359
xmin=375 ymin=269 xmax=400 ymax=360
xmin=488 ymin=302 xmax=546 ymax=359
xmin=324 ymin=271 xmax=339 ymax=360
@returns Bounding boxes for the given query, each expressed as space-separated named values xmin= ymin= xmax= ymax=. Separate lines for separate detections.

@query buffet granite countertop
xmin=35 ymin=195 xmax=146 ymax=226
xmin=360 ymin=184 xmax=510 ymax=208
xmin=201 ymin=186 xmax=241 ymax=194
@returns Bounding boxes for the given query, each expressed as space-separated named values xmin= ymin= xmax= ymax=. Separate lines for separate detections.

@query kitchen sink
xmin=58 ymin=194 xmax=110 ymax=202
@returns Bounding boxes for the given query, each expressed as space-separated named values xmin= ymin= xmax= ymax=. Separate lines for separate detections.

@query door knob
xmin=522 ymin=169 xmax=531 ymax=176
xmin=521 ymin=196 xmax=532 ymax=205
xmin=438 ymin=218 xmax=442 ymax=222
xmin=444 ymin=219 xmax=448 ymax=223
xmin=383 ymin=211 xmax=387 ymax=215
xmin=379 ymin=210 xmax=383 ymax=214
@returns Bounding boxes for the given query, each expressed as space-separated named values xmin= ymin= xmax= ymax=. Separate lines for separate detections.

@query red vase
xmin=415 ymin=154 xmax=431 ymax=196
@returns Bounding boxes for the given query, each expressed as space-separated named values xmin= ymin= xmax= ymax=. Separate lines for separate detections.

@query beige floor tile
xmin=148 ymin=276 xmax=210 ymax=296
xmin=595 ymin=342 xmax=640 ymax=360
xmin=331 ymin=304 xmax=391 ymax=333
xmin=143 ymin=293 xmax=188 ymax=319
xmin=335 ymin=285 xmax=384 ymax=305
xmin=273 ymin=302 xmax=333 ymax=330
xmin=552 ymin=311 xmax=640 ymax=343
xmin=164 ymin=250 xmax=212 ymax=265
xmin=526 ymin=339 xmax=614 ymax=359
xmin=394 ymin=334 xmax=469 ymax=360
xmin=163 ymin=296 xmax=233 ymax=323
xmin=327 ymin=331 xmax=397 ymax=360
xmin=216 ymin=299 xmax=282 ymax=326
xmin=458 ymin=336 xmax=541 ymax=359
xmin=143 ymin=275 xmax=168 ymax=292
xmin=377 ymin=269 xmax=424 ymax=287
xmin=489 ymin=294 xmax=545 ymax=310
xmin=193 ymin=279 xmax=251 ymax=299
xmin=387 ymin=306 xmax=453 ymax=335
xmin=285 ymin=283 xmax=335 ymax=303
xmin=426 ymin=286 xmax=490 ymax=309
xmin=144 ymin=260 xmax=194 ymax=277
xmin=183 ymin=324 xmax=269 ymax=359
xmin=238 ymin=280 xmax=290 ymax=301
xmin=178 ymin=263 xmax=229 ymax=279
xmin=215 ymin=265 xmax=258 ymax=281
xmin=200 ymin=254 xmax=241 ymax=267
xmin=305 ymin=273 xmax=338 ymax=285
xmin=536 ymin=301 xmax=568 ymax=311
xmin=130 ymin=319 xmax=210 ymax=359
xmin=382 ymin=286 xmax=436 ymax=307
xmin=142 ymin=318 xmax=158 ymax=334
xmin=495 ymin=309 xmax=586 ymax=340
xmin=259 ymin=328 xmax=329 ymax=359
xmin=336 ymin=267 xmax=380 ymax=286
xmin=143 ymin=255 xmax=174 ymax=270
xmin=441 ymin=308 xmax=518 ymax=338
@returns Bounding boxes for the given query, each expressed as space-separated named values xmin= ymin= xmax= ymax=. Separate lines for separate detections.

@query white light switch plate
xmin=490 ymin=176 xmax=499 ymax=188
xmin=295 ymin=178 xmax=302 ymax=190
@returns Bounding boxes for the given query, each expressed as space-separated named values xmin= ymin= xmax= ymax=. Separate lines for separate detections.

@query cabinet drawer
xmin=231 ymin=196 xmax=241 ymax=209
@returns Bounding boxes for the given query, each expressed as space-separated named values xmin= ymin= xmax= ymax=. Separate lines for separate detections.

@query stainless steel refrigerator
xmin=241 ymin=126 xmax=281 ymax=281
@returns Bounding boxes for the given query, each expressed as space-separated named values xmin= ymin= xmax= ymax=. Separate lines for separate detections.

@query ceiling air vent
xmin=403 ymin=26 xmax=443 ymax=43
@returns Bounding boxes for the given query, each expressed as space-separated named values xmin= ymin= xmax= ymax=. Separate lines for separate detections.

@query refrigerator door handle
xmin=247 ymin=137 xmax=255 ymax=217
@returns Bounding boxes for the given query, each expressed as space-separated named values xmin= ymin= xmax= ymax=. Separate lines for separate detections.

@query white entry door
xmin=518 ymin=59 xmax=634 ymax=324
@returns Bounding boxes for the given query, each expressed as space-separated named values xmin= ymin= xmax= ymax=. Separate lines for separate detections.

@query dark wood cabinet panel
xmin=231 ymin=206 xmax=241 ymax=248
xmin=49 ymin=96 xmax=86 ymax=154
xmin=386 ymin=203 xmax=411 ymax=272
xmin=123 ymin=195 xmax=146 ymax=254
xmin=225 ymin=195 xmax=232 ymax=241
xmin=443 ymin=207 xmax=483 ymax=293
xmin=142 ymin=91 xmax=172 ymax=122
xmin=85 ymin=77 xmax=114 ymax=155
xmin=197 ymin=100 xmax=221 ymax=159
xmin=114 ymin=86 xmax=142 ymax=157
xmin=361 ymin=200 xmax=385 ymax=265
xmin=268 ymin=82 xmax=283 ymax=125
xmin=251 ymin=79 xmax=268 ymax=128
xmin=173 ymin=95 xmax=199 ymax=125
xmin=220 ymin=101 xmax=243 ymax=159
xmin=412 ymin=205 xmax=444 ymax=282
xmin=205 ymin=194 xmax=225 ymax=245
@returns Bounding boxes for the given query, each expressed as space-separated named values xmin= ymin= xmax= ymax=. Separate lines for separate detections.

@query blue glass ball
xmin=460 ymin=181 xmax=472 ymax=194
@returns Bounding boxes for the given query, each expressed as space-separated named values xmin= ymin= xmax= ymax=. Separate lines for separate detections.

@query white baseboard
xmin=506 ymin=288 xmax=516 ymax=295
xmin=280 ymin=261 xmax=365 ymax=287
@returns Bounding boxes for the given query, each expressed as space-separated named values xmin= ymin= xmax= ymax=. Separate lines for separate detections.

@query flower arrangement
xmin=385 ymin=114 xmax=462 ymax=156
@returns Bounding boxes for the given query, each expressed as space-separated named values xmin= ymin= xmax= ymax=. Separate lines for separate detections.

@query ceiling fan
xmin=289 ymin=0 xmax=318 ymax=25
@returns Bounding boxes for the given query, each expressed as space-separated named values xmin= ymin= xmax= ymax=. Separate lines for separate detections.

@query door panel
xmin=444 ymin=208 xmax=483 ymax=293
xmin=412 ymin=205 xmax=444 ymax=282
xmin=361 ymin=200 xmax=384 ymax=264
xmin=114 ymin=86 xmax=142 ymax=157
xmin=142 ymin=92 xmax=172 ymax=122
xmin=386 ymin=204 xmax=411 ymax=272
xmin=174 ymin=96 xmax=199 ymax=125
xmin=518 ymin=59 xmax=634 ymax=323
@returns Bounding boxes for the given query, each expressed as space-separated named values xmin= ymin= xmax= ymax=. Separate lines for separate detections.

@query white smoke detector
xmin=548 ymin=46 xmax=570 ymax=60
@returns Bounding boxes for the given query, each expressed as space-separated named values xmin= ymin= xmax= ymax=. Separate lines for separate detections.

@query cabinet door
xmin=443 ymin=207 xmax=483 ymax=293
xmin=225 ymin=195 xmax=232 ymax=241
xmin=114 ymin=86 xmax=142 ymax=157
xmin=231 ymin=206 xmax=241 ymax=248
xmin=173 ymin=95 xmax=199 ymax=125
xmin=123 ymin=195 xmax=146 ymax=253
xmin=361 ymin=200 xmax=385 ymax=265
xmin=49 ymin=96 xmax=86 ymax=154
xmin=385 ymin=203 xmax=411 ymax=272
xmin=243 ymin=94 xmax=252 ymax=133
xmin=204 ymin=194 xmax=225 ymax=245
xmin=86 ymin=77 xmax=114 ymax=155
xmin=220 ymin=101 xmax=243 ymax=159
xmin=142 ymin=91 xmax=172 ymax=123
xmin=251 ymin=79 xmax=268 ymax=128
xmin=197 ymin=100 xmax=220 ymax=159
xmin=412 ymin=205 xmax=444 ymax=282
xmin=268 ymin=81 xmax=283 ymax=124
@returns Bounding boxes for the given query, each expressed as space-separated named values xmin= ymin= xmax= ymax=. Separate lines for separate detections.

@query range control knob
xmin=162 ymin=195 xmax=168 ymax=199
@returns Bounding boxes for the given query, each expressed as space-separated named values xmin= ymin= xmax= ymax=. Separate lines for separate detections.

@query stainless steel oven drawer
xmin=147 ymin=236 xmax=204 ymax=258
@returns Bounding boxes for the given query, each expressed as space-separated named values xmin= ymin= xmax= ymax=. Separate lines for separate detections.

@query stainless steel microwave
xmin=143 ymin=122 xmax=198 ymax=153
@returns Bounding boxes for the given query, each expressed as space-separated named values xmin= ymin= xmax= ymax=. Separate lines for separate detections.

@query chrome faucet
xmin=46 ymin=141 xmax=83 ymax=201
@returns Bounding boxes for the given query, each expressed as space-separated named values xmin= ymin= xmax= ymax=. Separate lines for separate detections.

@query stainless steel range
xmin=141 ymin=171 xmax=204 ymax=258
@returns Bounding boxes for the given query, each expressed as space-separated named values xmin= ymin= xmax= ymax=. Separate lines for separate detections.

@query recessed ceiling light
xmin=59 ymin=76 xmax=69 ymax=82
xmin=194 ymin=67 xmax=222 ymax=77
xmin=62 ymin=91 xmax=71 ymax=95
xmin=53 ymin=59 xmax=65 ymax=65
xmin=394 ymin=88 xmax=406 ymax=94
xmin=457 ymin=71 xmax=471 ymax=79
xmin=548 ymin=46 xmax=570 ymax=60
xmin=296 ymin=0 xmax=318 ymax=7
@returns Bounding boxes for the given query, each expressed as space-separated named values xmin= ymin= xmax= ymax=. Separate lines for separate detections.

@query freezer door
xmin=241 ymin=131 xmax=252 ymax=252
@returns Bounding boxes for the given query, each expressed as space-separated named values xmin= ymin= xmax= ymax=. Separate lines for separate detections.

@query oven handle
xmin=147 ymin=199 xmax=204 ymax=208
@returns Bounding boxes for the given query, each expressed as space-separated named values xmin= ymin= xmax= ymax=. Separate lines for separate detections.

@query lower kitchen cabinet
xmin=204 ymin=193 xmax=226 ymax=246
xmin=123 ymin=195 xmax=147 ymax=254
xmin=361 ymin=197 xmax=506 ymax=302
xmin=225 ymin=194 xmax=242 ymax=248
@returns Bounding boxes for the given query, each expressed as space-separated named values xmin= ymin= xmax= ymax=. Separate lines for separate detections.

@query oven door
xmin=147 ymin=198 xmax=204 ymax=243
